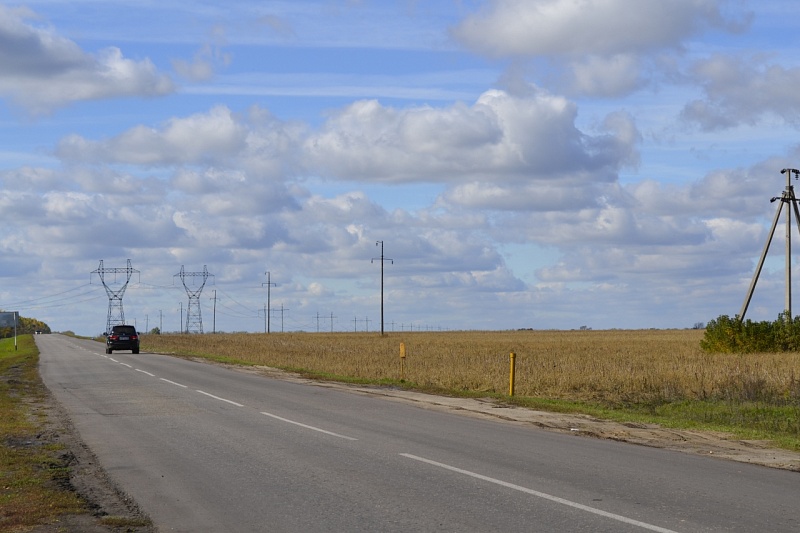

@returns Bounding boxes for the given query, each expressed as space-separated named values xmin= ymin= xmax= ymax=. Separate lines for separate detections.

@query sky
xmin=3 ymin=0 xmax=800 ymax=335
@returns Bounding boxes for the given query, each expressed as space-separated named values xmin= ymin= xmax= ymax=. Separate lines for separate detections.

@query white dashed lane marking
xmin=160 ymin=378 xmax=188 ymax=388
xmin=196 ymin=390 xmax=244 ymax=407
xmin=260 ymin=411 xmax=358 ymax=441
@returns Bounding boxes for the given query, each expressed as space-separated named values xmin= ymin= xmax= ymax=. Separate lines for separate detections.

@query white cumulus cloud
xmin=0 ymin=5 xmax=173 ymax=113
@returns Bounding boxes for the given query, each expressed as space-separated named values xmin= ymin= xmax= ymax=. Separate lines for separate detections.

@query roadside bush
xmin=701 ymin=312 xmax=800 ymax=353
xmin=0 ymin=313 xmax=51 ymax=339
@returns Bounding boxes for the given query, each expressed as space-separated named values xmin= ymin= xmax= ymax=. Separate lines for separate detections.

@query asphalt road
xmin=38 ymin=334 xmax=800 ymax=532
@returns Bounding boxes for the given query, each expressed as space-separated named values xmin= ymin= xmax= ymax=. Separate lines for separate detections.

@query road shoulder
xmin=29 ymin=383 xmax=154 ymax=533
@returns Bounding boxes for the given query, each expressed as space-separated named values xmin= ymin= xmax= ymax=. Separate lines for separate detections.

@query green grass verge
xmin=506 ymin=396 xmax=800 ymax=450
xmin=0 ymin=335 xmax=86 ymax=531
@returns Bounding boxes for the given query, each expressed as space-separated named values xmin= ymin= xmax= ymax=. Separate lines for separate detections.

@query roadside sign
xmin=0 ymin=312 xmax=17 ymax=328
xmin=0 ymin=311 xmax=19 ymax=350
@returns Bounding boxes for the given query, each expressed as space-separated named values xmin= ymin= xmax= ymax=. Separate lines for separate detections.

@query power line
xmin=0 ymin=283 xmax=95 ymax=307
xmin=215 ymin=289 xmax=259 ymax=315
xmin=216 ymin=302 xmax=258 ymax=319
xmin=15 ymin=289 xmax=107 ymax=311
xmin=128 ymin=282 xmax=183 ymax=292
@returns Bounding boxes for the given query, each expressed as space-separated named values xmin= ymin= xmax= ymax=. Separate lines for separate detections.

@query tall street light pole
xmin=372 ymin=241 xmax=393 ymax=336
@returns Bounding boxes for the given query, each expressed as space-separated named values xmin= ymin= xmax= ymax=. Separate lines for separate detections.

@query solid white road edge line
xmin=260 ymin=411 xmax=358 ymax=441
xmin=399 ymin=453 xmax=680 ymax=533
xmin=196 ymin=390 xmax=244 ymax=407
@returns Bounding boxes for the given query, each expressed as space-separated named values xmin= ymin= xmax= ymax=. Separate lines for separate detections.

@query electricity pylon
xmin=371 ymin=241 xmax=393 ymax=335
xmin=175 ymin=265 xmax=213 ymax=333
xmin=91 ymin=259 xmax=139 ymax=334
xmin=739 ymin=168 xmax=800 ymax=320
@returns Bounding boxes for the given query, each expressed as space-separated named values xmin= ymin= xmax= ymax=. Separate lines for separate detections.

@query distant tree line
xmin=0 ymin=311 xmax=51 ymax=339
xmin=701 ymin=311 xmax=800 ymax=353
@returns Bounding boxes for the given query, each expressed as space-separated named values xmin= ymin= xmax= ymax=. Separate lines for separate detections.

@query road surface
xmin=38 ymin=334 xmax=800 ymax=532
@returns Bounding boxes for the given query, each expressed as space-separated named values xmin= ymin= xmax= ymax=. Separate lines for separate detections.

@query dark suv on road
xmin=106 ymin=325 xmax=140 ymax=354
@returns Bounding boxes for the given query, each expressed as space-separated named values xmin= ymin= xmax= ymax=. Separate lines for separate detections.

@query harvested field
xmin=142 ymin=329 xmax=800 ymax=408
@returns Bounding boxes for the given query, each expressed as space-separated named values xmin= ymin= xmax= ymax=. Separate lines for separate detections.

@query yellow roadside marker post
xmin=400 ymin=342 xmax=406 ymax=381
xmin=509 ymin=351 xmax=516 ymax=396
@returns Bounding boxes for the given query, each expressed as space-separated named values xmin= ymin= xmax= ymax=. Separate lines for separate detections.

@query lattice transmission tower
xmin=91 ymin=259 xmax=139 ymax=333
xmin=175 ymin=265 xmax=213 ymax=333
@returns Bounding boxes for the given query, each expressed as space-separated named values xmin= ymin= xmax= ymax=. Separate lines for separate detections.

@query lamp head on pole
xmin=781 ymin=168 xmax=800 ymax=179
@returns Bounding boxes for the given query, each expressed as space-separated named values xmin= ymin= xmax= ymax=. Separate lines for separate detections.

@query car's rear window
xmin=112 ymin=326 xmax=137 ymax=335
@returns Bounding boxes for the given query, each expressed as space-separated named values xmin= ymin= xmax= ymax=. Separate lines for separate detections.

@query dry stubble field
xmin=142 ymin=329 xmax=800 ymax=447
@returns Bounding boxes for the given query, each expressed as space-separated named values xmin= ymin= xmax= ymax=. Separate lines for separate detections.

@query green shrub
xmin=702 ymin=311 xmax=800 ymax=353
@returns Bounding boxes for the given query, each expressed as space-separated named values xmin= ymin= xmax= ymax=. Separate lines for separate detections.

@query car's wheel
xmin=133 ymin=348 xmax=139 ymax=354
xmin=105 ymin=348 xmax=111 ymax=354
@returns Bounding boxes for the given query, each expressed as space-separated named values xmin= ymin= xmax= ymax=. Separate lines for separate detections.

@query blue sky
xmin=2 ymin=0 xmax=800 ymax=335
